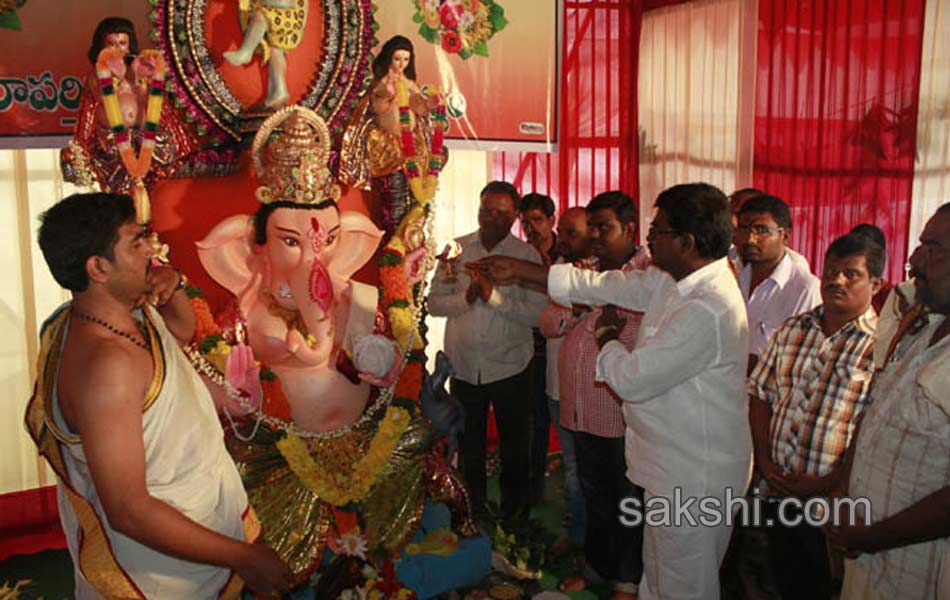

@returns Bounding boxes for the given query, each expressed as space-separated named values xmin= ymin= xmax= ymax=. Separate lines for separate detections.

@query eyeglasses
xmin=737 ymin=224 xmax=783 ymax=236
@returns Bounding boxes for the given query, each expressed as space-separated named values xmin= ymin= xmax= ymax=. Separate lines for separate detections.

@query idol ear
xmin=327 ymin=211 xmax=384 ymax=280
xmin=196 ymin=214 xmax=257 ymax=296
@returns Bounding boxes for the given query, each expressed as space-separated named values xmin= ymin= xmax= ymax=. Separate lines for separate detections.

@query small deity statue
xmin=340 ymin=35 xmax=448 ymax=238
xmin=223 ymin=0 xmax=308 ymax=109
xmin=61 ymin=17 xmax=196 ymax=205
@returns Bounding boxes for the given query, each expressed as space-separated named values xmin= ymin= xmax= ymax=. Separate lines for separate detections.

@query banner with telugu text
xmin=0 ymin=1 xmax=559 ymax=151
xmin=0 ymin=1 xmax=150 ymax=147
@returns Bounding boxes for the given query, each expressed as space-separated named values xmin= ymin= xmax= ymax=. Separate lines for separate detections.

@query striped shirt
xmin=847 ymin=312 xmax=950 ymax=600
xmin=749 ymin=305 xmax=877 ymax=476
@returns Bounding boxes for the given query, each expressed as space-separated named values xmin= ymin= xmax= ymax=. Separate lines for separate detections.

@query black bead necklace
xmin=72 ymin=310 xmax=151 ymax=351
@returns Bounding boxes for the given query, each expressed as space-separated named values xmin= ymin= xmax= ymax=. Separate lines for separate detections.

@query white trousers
xmin=637 ymin=490 xmax=735 ymax=600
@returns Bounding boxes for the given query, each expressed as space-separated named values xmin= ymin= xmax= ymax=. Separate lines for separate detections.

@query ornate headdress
xmin=251 ymin=106 xmax=342 ymax=205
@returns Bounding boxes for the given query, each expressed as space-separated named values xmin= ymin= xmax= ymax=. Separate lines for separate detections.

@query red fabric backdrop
xmin=492 ymin=0 xmax=643 ymax=213
xmin=753 ymin=0 xmax=926 ymax=282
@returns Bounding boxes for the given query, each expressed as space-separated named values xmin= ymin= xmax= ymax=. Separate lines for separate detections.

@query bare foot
xmin=223 ymin=49 xmax=252 ymax=66
xmin=264 ymin=89 xmax=289 ymax=109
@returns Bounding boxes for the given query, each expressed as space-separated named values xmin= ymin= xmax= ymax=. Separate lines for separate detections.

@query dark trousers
xmin=573 ymin=430 xmax=643 ymax=585
xmin=528 ymin=354 xmax=550 ymax=504
xmin=765 ymin=503 xmax=833 ymax=600
xmin=451 ymin=366 xmax=533 ymax=521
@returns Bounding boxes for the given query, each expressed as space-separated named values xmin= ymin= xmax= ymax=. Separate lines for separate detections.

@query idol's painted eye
xmin=282 ymin=237 xmax=300 ymax=248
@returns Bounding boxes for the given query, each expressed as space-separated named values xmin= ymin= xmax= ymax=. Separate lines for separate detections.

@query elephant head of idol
xmin=197 ymin=107 xmax=383 ymax=377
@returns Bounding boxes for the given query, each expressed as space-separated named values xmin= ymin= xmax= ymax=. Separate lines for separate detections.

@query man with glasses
xmin=470 ymin=183 xmax=752 ymax=600
xmin=736 ymin=195 xmax=820 ymax=373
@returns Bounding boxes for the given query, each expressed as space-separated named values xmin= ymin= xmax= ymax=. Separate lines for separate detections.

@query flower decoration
xmin=338 ymin=560 xmax=417 ymax=600
xmin=95 ymin=46 xmax=167 ymax=223
xmin=412 ymin=0 xmax=508 ymax=59
xmin=441 ymin=31 xmax=462 ymax=53
xmin=0 ymin=0 xmax=26 ymax=31
xmin=330 ymin=530 xmax=369 ymax=560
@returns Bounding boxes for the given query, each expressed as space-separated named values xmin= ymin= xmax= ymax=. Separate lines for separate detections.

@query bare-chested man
xmin=27 ymin=193 xmax=292 ymax=599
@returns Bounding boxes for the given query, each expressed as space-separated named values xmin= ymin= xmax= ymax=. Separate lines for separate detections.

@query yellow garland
xmin=396 ymin=79 xmax=444 ymax=206
xmin=276 ymin=405 xmax=411 ymax=506
xmin=95 ymin=47 xmax=166 ymax=224
xmin=382 ymin=204 xmax=430 ymax=353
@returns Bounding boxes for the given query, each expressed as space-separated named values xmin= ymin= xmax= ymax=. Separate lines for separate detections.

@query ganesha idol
xmin=189 ymin=106 xmax=478 ymax=583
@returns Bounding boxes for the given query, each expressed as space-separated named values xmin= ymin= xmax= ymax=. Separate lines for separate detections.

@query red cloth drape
xmin=492 ymin=0 xmax=643 ymax=212
xmin=0 ymin=486 xmax=65 ymax=560
xmin=753 ymin=0 xmax=926 ymax=283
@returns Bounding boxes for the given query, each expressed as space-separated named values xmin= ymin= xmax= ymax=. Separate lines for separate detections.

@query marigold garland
xmin=190 ymin=295 xmax=221 ymax=341
xmin=396 ymin=79 xmax=447 ymax=205
xmin=276 ymin=405 xmax=411 ymax=507
xmin=394 ymin=361 xmax=423 ymax=400
xmin=95 ymin=46 xmax=166 ymax=223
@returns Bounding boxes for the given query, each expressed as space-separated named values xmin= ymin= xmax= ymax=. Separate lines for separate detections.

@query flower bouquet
xmin=411 ymin=0 xmax=508 ymax=59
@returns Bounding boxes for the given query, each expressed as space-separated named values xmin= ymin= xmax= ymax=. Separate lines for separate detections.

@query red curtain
xmin=753 ymin=0 xmax=926 ymax=283
xmin=492 ymin=0 xmax=643 ymax=212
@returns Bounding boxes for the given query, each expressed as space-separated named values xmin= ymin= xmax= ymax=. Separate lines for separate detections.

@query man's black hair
xmin=520 ymin=193 xmax=555 ymax=218
xmin=825 ymin=233 xmax=886 ymax=278
xmin=654 ymin=183 xmax=732 ymax=259
xmin=737 ymin=194 xmax=792 ymax=230
xmin=586 ymin=190 xmax=638 ymax=227
xmin=38 ymin=193 xmax=136 ymax=292
xmin=480 ymin=181 xmax=521 ymax=211
xmin=849 ymin=223 xmax=887 ymax=265
xmin=849 ymin=224 xmax=886 ymax=249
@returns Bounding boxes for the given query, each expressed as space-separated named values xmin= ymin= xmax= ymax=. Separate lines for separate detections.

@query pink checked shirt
xmin=539 ymin=247 xmax=652 ymax=438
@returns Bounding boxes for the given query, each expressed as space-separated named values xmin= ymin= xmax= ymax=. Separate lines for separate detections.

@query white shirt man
xmin=740 ymin=251 xmax=821 ymax=356
xmin=430 ymin=230 xmax=546 ymax=384
xmin=428 ymin=182 xmax=547 ymax=521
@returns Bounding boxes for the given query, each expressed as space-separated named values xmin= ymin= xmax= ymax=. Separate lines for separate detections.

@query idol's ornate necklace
xmin=72 ymin=310 xmax=150 ymax=351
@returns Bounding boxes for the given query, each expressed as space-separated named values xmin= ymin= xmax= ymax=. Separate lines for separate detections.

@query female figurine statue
xmin=223 ymin=0 xmax=308 ymax=109
xmin=340 ymin=35 xmax=446 ymax=238
xmin=61 ymin=17 xmax=196 ymax=196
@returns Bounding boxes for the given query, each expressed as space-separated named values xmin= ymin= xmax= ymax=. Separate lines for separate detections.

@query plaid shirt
xmin=749 ymin=305 xmax=877 ymax=476
xmin=538 ymin=247 xmax=652 ymax=437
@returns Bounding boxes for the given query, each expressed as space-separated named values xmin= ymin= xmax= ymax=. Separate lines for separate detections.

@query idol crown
xmin=252 ymin=106 xmax=341 ymax=205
